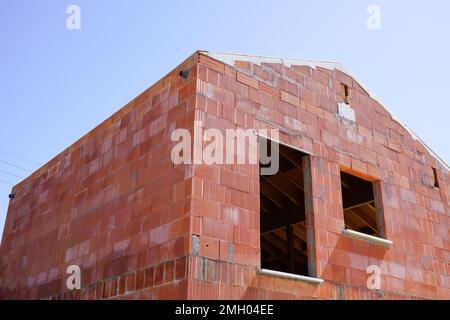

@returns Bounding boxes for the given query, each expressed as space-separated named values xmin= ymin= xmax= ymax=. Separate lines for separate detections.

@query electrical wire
xmin=0 ymin=179 xmax=14 ymax=186
xmin=0 ymin=169 xmax=24 ymax=179
xmin=0 ymin=149 xmax=39 ymax=165
xmin=0 ymin=159 xmax=32 ymax=172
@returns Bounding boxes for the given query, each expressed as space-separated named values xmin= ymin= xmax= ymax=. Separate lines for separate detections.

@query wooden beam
xmin=344 ymin=206 xmax=378 ymax=234
xmin=343 ymin=200 xmax=375 ymax=211
xmin=260 ymin=180 xmax=289 ymax=208
xmin=287 ymin=225 xmax=295 ymax=273
xmin=262 ymin=173 xmax=303 ymax=206
xmin=279 ymin=145 xmax=304 ymax=169
xmin=283 ymin=167 xmax=304 ymax=191
xmin=293 ymin=223 xmax=307 ymax=243
xmin=261 ymin=237 xmax=288 ymax=264
xmin=260 ymin=205 xmax=305 ymax=233
xmin=260 ymin=194 xmax=282 ymax=213
xmin=273 ymin=228 xmax=307 ymax=257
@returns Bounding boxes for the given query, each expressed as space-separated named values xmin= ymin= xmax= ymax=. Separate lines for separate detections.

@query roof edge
xmin=201 ymin=51 xmax=449 ymax=170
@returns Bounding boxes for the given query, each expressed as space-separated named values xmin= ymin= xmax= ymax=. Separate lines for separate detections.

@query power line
xmin=0 ymin=179 xmax=14 ymax=186
xmin=0 ymin=169 xmax=24 ymax=179
xmin=0 ymin=159 xmax=32 ymax=172
xmin=0 ymin=149 xmax=39 ymax=165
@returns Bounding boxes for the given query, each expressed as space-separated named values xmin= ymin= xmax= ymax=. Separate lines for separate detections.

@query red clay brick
xmin=144 ymin=267 xmax=154 ymax=288
xmin=154 ymin=264 xmax=165 ymax=287
xmin=236 ymin=71 xmax=259 ymax=89
xmin=280 ymin=90 xmax=300 ymax=107
xmin=1 ymin=51 xmax=447 ymax=301
xmin=126 ymin=272 xmax=136 ymax=292
xmin=135 ymin=269 xmax=145 ymax=291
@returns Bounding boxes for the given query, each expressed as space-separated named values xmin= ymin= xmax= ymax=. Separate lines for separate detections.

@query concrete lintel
xmin=257 ymin=268 xmax=324 ymax=284
xmin=342 ymin=229 xmax=393 ymax=247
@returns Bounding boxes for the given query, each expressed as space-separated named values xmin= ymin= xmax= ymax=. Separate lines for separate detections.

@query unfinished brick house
xmin=0 ymin=51 xmax=448 ymax=300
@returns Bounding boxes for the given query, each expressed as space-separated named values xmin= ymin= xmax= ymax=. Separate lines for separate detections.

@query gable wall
xmin=186 ymin=53 xmax=449 ymax=299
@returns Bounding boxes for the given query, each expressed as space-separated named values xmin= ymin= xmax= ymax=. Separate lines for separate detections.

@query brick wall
xmin=185 ymin=53 xmax=449 ymax=300
xmin=0 ymin=51 xmax=448 ymax=299
xmin=0 ymin=53 xmax=199 ymax=299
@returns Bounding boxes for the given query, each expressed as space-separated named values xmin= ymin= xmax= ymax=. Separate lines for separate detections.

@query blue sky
xmin=0 ymin=0 xmax=449 ymax=237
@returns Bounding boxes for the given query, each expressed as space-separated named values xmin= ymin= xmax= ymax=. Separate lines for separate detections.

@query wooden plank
xmin=262 ymin=172 xmax=303 ymax=205
xmin=287 ymin=225 xmax=295 ymax=273
xmin=303 ymin=156 xmax=316 ymax=277
xmin=283 ymin=167 xmax=304 ymax=190
xmin=344 ymin=207 xmax=377 ymax=234
xmin=343 ymin=200 xmax=375 ymax=211
xmin=373 ymin=181 xmax=386 ymax=238
xmin=260 ymin=180 xmax=289 ymax=208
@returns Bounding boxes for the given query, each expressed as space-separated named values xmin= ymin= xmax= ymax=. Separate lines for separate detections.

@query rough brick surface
xmin=0 ymin=51 xmax=448 ymax=300
xmin=0 ymin=53 xmax=198 ymax=300
xmin=189 ymin=53 xmax=449 ymax=300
